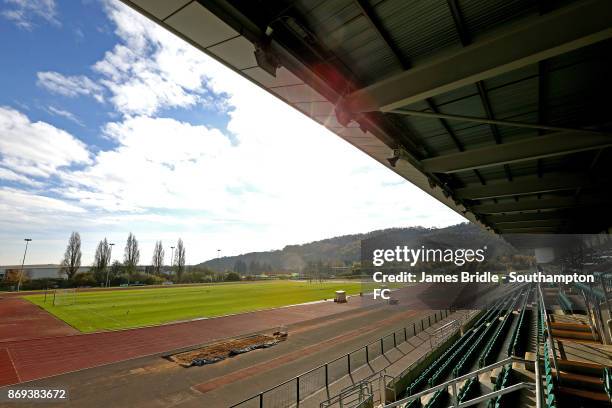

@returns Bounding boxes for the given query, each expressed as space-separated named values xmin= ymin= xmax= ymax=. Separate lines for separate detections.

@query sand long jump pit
xmin=167 ymin=332 xmax=288 ymax=367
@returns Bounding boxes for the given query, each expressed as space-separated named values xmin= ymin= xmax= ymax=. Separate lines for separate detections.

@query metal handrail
xmin=321 ymin=381 xmax=371 ymax=408
xmin=450 ymin=382 xmax=535 ymax=408
xmin=535 ymin=288 xmax=543 ymax=408
xmin=537 ymin=284 xmax=560 ymax=384
xmin=383 ymin=357 xmax=532 ymax=408
xmin=430 ymin=319 xmax=460 ymax=350
xmin=229 ymin=310 xmax=452 ymax=408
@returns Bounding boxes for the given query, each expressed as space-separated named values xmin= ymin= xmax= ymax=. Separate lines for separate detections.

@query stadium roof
xmin=121 ymin=0 xmax=612 ymax=235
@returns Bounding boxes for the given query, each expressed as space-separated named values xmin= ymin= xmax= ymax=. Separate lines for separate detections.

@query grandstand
xmin=271 ymin=278 xmax=610 ymax=408
xmin=226 ymin=250 xmax=612 ymax=408
xmin=321 ymin=272 xmax=612 ymax=408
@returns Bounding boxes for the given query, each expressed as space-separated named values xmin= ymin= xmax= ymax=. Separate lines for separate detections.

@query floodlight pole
xmin=17 ymin=238 xmax=32 ymax=292
xmin=105 ymin=243 xmax=114 ymax=288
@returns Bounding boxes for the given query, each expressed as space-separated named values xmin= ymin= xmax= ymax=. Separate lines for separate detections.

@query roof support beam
xmin=354 ymin=0 xmax=408 ymax=69
xmin=446 ymin=0 xmax=470 ymax=46
xmin=495 ymin=220 xmax=564 ymax=229
xmin=341 ymin=0 xmax=612 ymax=113
xmin=456 ymin=174 xmax=596 ymax=199
xmin=422 ymin=132 xmax=612 ymax=173
xmin=472 ymin=195 xmax=608 ymax=214
xmin=475 ymin=80 xmax=514 ymax=182
xmin=486 ymin=212 xmax=569 ymax=224
xmin=387 ymin=109 xmax=608 ymax=135
xmin=499 ymin=226 xmax=560 ymax=233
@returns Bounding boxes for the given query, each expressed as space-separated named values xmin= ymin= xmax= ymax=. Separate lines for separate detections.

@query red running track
xmin=0 ymin=299 xmax=367 ymax=387
xmin=0 ymin=298 xmax=78 ymax=342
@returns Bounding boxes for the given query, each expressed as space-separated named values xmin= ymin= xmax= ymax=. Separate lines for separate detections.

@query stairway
xmin=540 ymin=289 xmax=611 ymax=407
xmin=526 ymin=307 xmax=539 ymax=355
xmin=550 ymin=320 xmax=598 ymax=343
xmin=551 ymin=341 xmax=611 ymax=406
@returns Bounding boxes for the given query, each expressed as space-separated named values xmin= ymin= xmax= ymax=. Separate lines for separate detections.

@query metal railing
xmin=320 ymin=376 xmax=376 ymax=408
xmin=382 ymin=357 xmax=534 ymax=408
xmin=537 ymin=284 xmax=560 ymax=384
xmin=604 ymin=367 xmax=612 ymax=401
xmin=230 ymin=310 xmax=453 ymax=408
xmin=430 ymin=319 xmax=460 ymax=350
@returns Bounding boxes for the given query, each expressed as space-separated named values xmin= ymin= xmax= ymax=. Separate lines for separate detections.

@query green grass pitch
xmin=25 ymin=281 xmax=362 ymax=333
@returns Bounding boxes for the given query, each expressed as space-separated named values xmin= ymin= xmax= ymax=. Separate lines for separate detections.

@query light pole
xmin=170 ymin=246 xmax=175 ymax=275
xmin=17 ymin=238 xmax=32 ymax=292
xmin=105 ymin=243 xmax=114 ymax=288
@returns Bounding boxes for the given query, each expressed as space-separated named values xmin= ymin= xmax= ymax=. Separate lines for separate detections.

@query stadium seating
xmin=479 ymin=302 xmax=516 ymax=368
xmin=423 ymin=389 xmax=447 ymax=408
xmin=543 ymin=340 xmax=557 ymax=408
xmin=406 ymin=334 xmax=464 ymax=395
xmin=487 ymin=364 xmax=512 ymax=408
xmin=507 ymin=292 xmax=530 ymax=357
xmin=427 ymin=326 xmax=480 ymax=387
xmin=538 ymin=296 xmax=557 ymax=408
xmin=399 ymin=287 xmax=526 ymax=406
xmin=405 ymin=318 xmax=484 ymax=395
xmin=574 ymin=282 xmax=605 ymax=302
xmin=453 ymin=295 xmax=517 ymax=377
xmin=457 ymin=376 xmax=479 ymax=403
xmin=557 ymin=292 xmax=573 ymax=314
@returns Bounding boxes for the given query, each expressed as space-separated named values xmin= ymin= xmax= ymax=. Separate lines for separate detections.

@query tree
xmin=233 ymin=259 xmax=247 ymax=274
xmin=123 ymin=233 xmax=140 ymax=276
xmin=92 ymin=238 xmax=111 ymax=282
xmin=60 ymin=232 xmax=82 ymax=280
xmin=316 ymin=260 xmax=324 ymax=283
xmin=225 ymin=272 xmax=240 ymax=282
xmin=248 ymin=260 xmax=260 ymax=275
xmin=109 ymin=260 xmax=123 ymax=283
xmin=304 ymin=261 xmax=316 ymax=283
xmin=174 ymin=238 xmax=186 ymax=282
xmin=152 ymin=240 xmax=164 ymax=275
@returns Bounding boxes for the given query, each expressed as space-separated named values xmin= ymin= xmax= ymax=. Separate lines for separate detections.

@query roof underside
xmin=122 ymin=0 xmax=612 ymax=234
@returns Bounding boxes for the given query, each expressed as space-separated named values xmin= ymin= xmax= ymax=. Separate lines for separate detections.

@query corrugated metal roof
xmin=373 ymin=0 xmax=460 ymax=63
xmin=458 ymin=0 xmax=538 ymax=40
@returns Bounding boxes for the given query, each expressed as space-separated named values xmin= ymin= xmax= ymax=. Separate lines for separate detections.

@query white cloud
xmin=60 ymin=115 xmax=233 ymax=213
xmin=0 ymin=106 xmax=91 ymax=178
xmin=1 ymin=0 xmax=59 ymax=29
xmin=89 ymin=2 xmax=226 ymax=116
xmin=0 ymin=187 xmax=85 ymax=214
xmin=47 ymin=106 xmax=84 ymax=126
xmin=0 ymin=167 xmax=42 ymax=187
xmin=37 ymin=71 xmax=105 ymax=102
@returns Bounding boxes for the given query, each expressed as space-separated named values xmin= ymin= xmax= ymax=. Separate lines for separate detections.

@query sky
xmin=0 ymin=0 xmax=465 ymax=266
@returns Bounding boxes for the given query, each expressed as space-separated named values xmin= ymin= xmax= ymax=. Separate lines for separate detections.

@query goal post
xmin=53 ymin=288 xmax=77 ymax=306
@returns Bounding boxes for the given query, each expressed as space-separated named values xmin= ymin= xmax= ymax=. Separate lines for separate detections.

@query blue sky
xmin=0 ymin=0 xmax=465 ymax=266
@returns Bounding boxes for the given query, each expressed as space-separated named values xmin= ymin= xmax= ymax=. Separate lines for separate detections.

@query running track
xmin=0 ymin=297 xmax=372 ymax=387
xmin=0 ymin=298 xmax=78 ymax=342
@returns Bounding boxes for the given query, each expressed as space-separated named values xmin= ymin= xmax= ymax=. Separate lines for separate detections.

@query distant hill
xmin=199 ymin=223 xmax=514 ymax=273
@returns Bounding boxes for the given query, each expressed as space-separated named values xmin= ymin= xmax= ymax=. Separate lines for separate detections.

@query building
xmin=0 ymin=264 xmax=89 ymax=281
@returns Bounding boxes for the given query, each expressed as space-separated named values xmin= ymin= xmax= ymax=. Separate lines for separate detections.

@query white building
xmin=0 ymin=264 xmax=89 ymax=280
